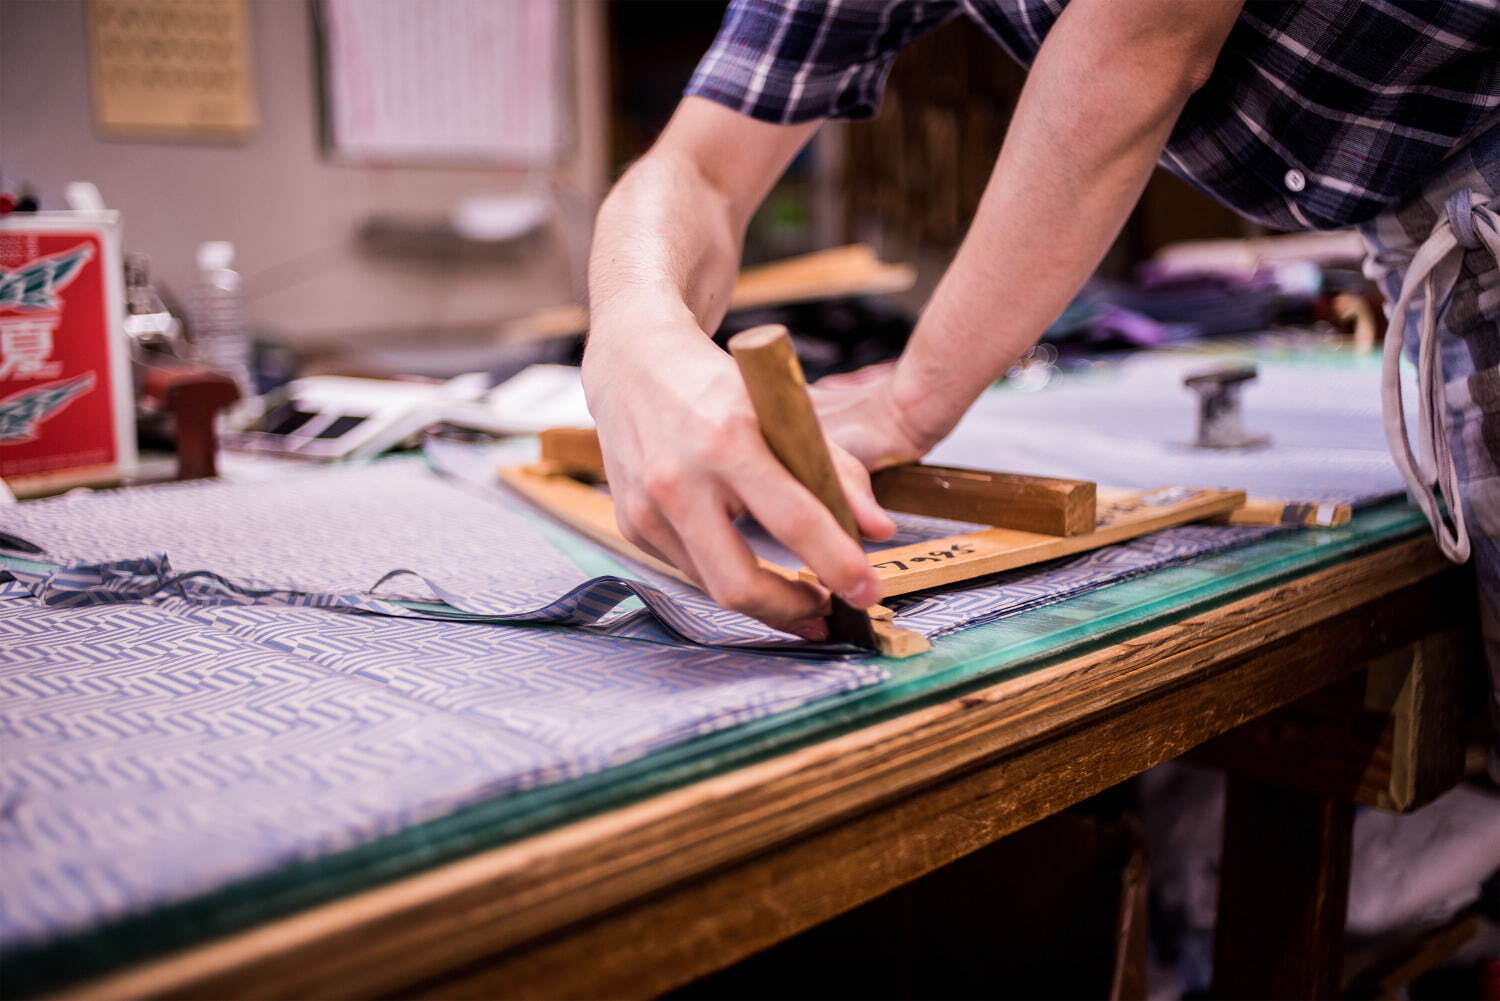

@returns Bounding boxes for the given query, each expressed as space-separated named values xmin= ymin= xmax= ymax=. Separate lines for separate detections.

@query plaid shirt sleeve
xmin=685 ymin=0 xmax=961 ymax=124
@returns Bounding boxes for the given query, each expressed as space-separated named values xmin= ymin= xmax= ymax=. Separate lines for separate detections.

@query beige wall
xmin=0 ymin=0 xmax=607 ymax=347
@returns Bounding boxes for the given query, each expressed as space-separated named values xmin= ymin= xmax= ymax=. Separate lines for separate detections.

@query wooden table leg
xmin=1212 ymin=776 xmax=1354 ymax=999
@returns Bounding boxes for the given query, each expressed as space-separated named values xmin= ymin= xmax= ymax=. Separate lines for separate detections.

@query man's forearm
xmin=586 ymin=151 xmax=742 ymax=360
xmin=579 ymin=105 xmax=881 ymax=631
xmin=891 ymin=0 xmax=1243 ymax=448
xmin=585 ymin=102 xmax=819 ymax=373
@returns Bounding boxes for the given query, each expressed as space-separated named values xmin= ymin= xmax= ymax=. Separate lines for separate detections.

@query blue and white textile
xmin=0 ymin=359 xmax=1409 ymax=952
xmin=0 ymin=589 xmax=883 ymax=950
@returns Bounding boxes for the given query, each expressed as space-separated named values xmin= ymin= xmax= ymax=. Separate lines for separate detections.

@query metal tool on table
xmin=1184 ymin=364 xmax=1271 ymax=450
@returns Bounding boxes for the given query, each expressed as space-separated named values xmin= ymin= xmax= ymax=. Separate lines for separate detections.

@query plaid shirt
xmin=685 ymin=0 xmax=1500 ymax=231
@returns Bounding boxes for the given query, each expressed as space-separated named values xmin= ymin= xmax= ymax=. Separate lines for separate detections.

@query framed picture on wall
xmin=86 ymin=0 xmax=258 ymax=141
xmin=316 ymin=0 xmax=568 ymax=166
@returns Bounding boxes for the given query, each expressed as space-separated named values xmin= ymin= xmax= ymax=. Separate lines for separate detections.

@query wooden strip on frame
xmin=820 ymin=487 xmax=1247 ymax=598
xmin=871 ymin=463 xmax=1096 ymax=536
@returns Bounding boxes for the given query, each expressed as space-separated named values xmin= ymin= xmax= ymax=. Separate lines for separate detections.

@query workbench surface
xmin=12 ymin=498 xmax=1460 ymax=998
xmin=7 ymin=343 xmax=1471 ymax=1000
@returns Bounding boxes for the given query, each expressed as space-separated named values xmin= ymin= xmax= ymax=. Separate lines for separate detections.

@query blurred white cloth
xmin=1347 ymin=782 xmax=1500 ymax=936
xmin=1144 ymin=766 xmax=1500 ymax=940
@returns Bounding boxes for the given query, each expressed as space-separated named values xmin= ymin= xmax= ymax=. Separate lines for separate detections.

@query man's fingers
xmin=617 ymin=494 xmax=705 ymax=586
xmin=731 ymin=454 xmax=882 ymax=609
xmin=663 ymin=493 xmax=833 ymax=637
xmin=627 ymin=479 xmax=832 ymax=638
xmin=831 ymin=446 xmax=896 ymax=542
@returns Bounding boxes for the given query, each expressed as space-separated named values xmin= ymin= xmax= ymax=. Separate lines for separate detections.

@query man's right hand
xmin=583 ymin=98 xmax=905 ymax=639
xmin=582 ymin=318 xmax=894 ymax=640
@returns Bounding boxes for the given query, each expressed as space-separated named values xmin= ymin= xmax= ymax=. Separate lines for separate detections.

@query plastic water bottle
xmin=188 ymin=241 xmax=256 ymax=404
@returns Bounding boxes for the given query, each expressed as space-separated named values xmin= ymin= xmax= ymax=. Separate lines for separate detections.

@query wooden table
xmin=52 ymin=532 xmax=1476 ymax=1001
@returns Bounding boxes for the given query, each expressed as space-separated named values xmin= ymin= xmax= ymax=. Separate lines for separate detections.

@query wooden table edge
xmin=50 ymin=534 xmax=1463 ymax=1001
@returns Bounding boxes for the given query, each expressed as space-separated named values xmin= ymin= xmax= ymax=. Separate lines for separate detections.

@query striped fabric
xmin=685 ymin=0 xmax=1500 ymax=230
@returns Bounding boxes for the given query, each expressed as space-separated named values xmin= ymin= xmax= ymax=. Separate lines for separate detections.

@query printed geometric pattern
xmin=0 ymin=594 xmax=884 ymax=951
xmin=0 ymin=454 xmax=837 ymax=653
xmin=2 ymin=553 xmax=854 ymax=656
xmin=0 ymin=368 xmax=1407 ymax=957
xmin=0 ymin=457 xmax=591 ymax=599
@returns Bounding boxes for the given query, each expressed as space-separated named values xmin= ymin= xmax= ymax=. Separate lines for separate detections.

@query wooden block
xmin=1214 ymin=497 xmax=1353 ymax=528
xmin=871 ymin=463 xmax=1095 ymax=535
xmin=537 ymin=427 xmax=605 ymax=481
xmin=866 ymin=603 xmax=933 ymax=658
xmin=1364 ymin=631 xmax=1470 ymax=811
xmin=815 ymin=486 xmax=1246 ymax=598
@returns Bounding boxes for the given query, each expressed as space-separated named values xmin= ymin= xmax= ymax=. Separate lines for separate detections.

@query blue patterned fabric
xmin=0 ymin=414 xmax=1403 ymax=953
xmin=0 ymin=455 xmax=847 ymax=655
xmin=685 ymin=0 xmax=1500 ymax=230
xmin=0 ymin=443 xmax=1318 ymax=650
xmin=0 ymin=590 xmax=884 ymax=951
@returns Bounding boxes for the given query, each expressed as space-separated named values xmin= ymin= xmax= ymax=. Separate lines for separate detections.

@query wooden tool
xmin=505 ymin=461 xmax=1368 ymax=606
xmin=727 ymin=325 xmax=926 ymax=656
xmin=537 ymin=427 xmax=606 ymax=481
xmin=870 ymin=463 xmax=1095 ymax=536
xmin=534 ymin=427 xmax=1350 ymax=539
xmin=502 ymin=352 xmax=1387 ymax=646
xmin=537 ymin=427 xmax=1096 ymax=537
xmin=499 ymin=466 xmax=927 ymax=658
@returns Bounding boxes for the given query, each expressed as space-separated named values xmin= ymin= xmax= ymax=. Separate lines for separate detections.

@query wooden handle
xmin=728 ymin=325 xmax=860 ymax=539
xmin=727 ymin=324 xmax=897 ymax=653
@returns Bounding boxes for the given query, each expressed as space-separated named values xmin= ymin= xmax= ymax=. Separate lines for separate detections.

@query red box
xmin=0 ymin=211 xmax=135 ymax=496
